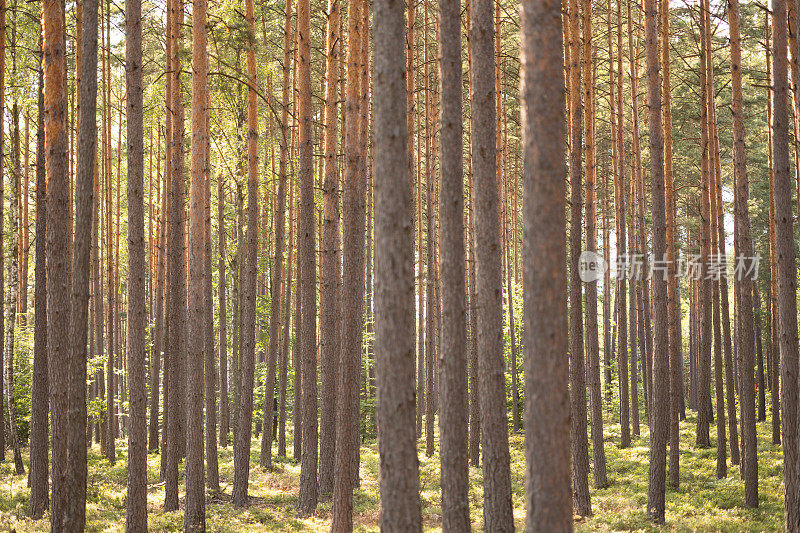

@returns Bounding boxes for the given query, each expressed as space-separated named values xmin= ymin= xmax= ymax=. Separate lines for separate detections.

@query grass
xmin=0 ymin=410 xmax=785 ymax=531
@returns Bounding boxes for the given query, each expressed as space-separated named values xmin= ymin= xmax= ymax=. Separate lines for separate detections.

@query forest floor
xmin=0 ymin=410 xmax=785 ymax=532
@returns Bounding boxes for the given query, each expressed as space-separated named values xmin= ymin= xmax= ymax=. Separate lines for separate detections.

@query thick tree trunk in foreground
xmin=438 ymin=0 xmax=469 ymax=525
xmin=43 ymin=0 xmax=70 ymax=523
xmin=471 ymin=0 xmax=514 ymax=527
xmin=233 ymin=0 xmax=259 ymax=506
xmin=771 ymin=1 xmax=800 ymax=528
xmin=164 ymin=0 xmax=186 ymax=511
xmin=124 ymin=0 xmax=147 ymax=526
xmin=521 ymin=0 xmax=572 ymax=527
xmin=317 ymin=0 xmax=340 ymax=491
xmin=374 ymin=0 xmax=422 ymax=526
xmin=185 ymin=0 xmax=209 ymax=525
xmin=643 ymin=0 xmax=668 ymax=520
xmin=729 ymin=0 xmax=758 ymax=506
xmin=297 ymin=0 xmax=318 ymax=513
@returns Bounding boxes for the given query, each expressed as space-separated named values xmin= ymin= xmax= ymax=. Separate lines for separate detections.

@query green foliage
xmin=0 ymin=405 xmax=785 ymax=531
xmin=10 ymin=327 xmax=32 ymax=444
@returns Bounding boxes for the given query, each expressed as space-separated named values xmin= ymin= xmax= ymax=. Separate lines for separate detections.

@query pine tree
xmin=471 ymin=0 xmax=514 ymax=527
xmin=124 ymin=0 xmax=146 ymax=524
xmin=438 ymin=0 xmax=469 ymax=525
xmin=643 ymin=0 xmax=668 ymax=520
xmin=28 ymin=47 xmax=48 ymax=520
xmin=318 ymin=0 xmax=340 ymax=490
xmin=521 ymin=0 xmax=572 ymax=526
xmin=373 ymin=0 xmax=422 ymax=525
xmin=232 ymin=0 xmax=260 ymax=506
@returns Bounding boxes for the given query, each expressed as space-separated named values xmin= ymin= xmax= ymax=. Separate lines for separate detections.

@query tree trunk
xmin=297 ymin=0 xmax=318 ymax=512
xmin=765 ymin=12 xmax=781 ymax=446
xmin=582 ymin=0 xmax=607 ymax=488
xmin=771 ymin=1 xmax=800 ymax=527
xmin=318 ymin=0 xmax=340 ymax=491
xmin=629 ymin=171 xmax=640 ymax=437
xmin=0 ymin=0 xmax=5 ymax=467
xmin=614 ymin=0 xmax=630 ymax=449
xmin=373 ymin=0 xmax=423 ymax=524
xmin=566 ymin=0 xmax=591 ymax=514
xmin=124 ymin=0 xmax=147 ymax=525
xmin=185 ymin=0 xmax=209 ymax=524
xmin=438 ymin=0 xmax=469 ymax=524
xmin=149 ymin=127 xmax=165 ymax=452
xmin=43 ymin=0 xmax=70 ymax=521
xmin=278 ymin=183 xmax=295 ymax=457
xmin=471 ymin=0 xmax=514 ymax=527
xmin=729 ymin=0 xmax=758 ymax=506
xmin=332 ymin=0 xmax=366 ymax=524
xmin=695 ymin=0 xmax=713 ymax=448
xmin=6 ymin=105 xmax=23 ymax=476
xmin=204 ymin=127 xmax=219 ymax=491
xmin=643 ymin=0 xmax=668 ymax=519
xmin=232 ymin=0 xmax=260 ymax=506
xmin=661 ymin=0 xmax=681 ymax=488
xmin=28 ymin=54 xmax=48 ymax=519
xmin=521 ymin=0 xmax=572 ymax=525
xmin=218 ymin=172 xmax=229 ymax=447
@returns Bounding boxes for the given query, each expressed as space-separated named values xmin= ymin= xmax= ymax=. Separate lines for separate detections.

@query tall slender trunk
xmin=317 ymin=0 xmax=340 ymax=490
xmin=6 ymin=106 xmax=23 ymax=476
xmin=64 ymin=0 xmax=98 ymax=522
xmin=232 ymin=0 xmax=260 ymax=506
xmin=629 ymin=173 xmax=640 ymax=436
xmin=43 ymin=0 xmax=70 ymax=519
xmin=566 ymin=0 xmax=591 ymax=514
xmin=331 ymin=0 xmax=366 ymax=524
xmin=661 ymin=0 xmax=681 ymax=488
xmin=218 ymin=173 xmax=229 ymax=446
xmin=278 ymin=182 xmax=294 ymax=457
xmin=28 ymin=53 xmax=48 ymax=519
xmin=296 ymin=0 xmax=318 ymax=512
xmin=124 ymin=0 xmax=146 ymax=524
xmin=0 ymin=0 xmax=6 ymax=467
xmin=771 ymin=0 xmax=800 ymax=527
xmin=615 ymin=0 xmax=630 ymax=449
xmin=149 ymin=127 xmax=165 ymax=452
xmin=765 ymin=12 xmax=781 ymax=446
xmin=629 ymin=2 xmax=651 ymax=421
xmin=729 ymin=0 xmax=757 ymax=506
xmin=185 ymin=0 xmax=209 ymax=523
xmin=695 ymin=0 xmax=712 ymax=448
xmin=423 ymin=0 xmax=436 ymax=457
xmin=582 ymin=0 xmax=607 ymax=488
xmin=164 ymin=0 xmax=186 ymax=509
xmin=644 ymin=0 xmax=668 ymax=519
xmin=204 ymin=100 xmax=219 ymax=493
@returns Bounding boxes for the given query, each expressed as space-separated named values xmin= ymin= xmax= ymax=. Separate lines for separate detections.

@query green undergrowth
xmin=0 ymin=411 xmax=784 ymax=531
